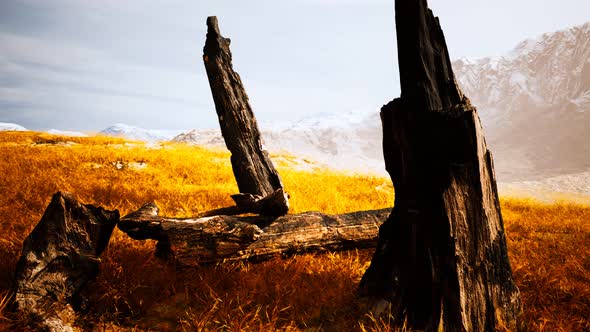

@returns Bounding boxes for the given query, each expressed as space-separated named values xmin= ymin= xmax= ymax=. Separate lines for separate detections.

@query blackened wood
xmin=197 ymin=189 xmax=289 ymax=218
xmin=395 ymin=0 xmax=464 ymax=111
xmin=13 ymin=192 xmax=119 ymax=331
xmin=203 ymin=16 xmax=288 ymax=216
xmin=358 ymin=1 xmax=523 ymax=331
xmin=118 ymin=203 xmax=390 ymax=266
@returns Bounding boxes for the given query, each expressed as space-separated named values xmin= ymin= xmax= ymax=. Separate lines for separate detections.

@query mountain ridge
xmin=100 ymin=123 xmax=182 ymax=142
xmin=453 ymin=21 xmax=590 ymax=181
xmin=2 ymin=22 xmax=588 ymax=195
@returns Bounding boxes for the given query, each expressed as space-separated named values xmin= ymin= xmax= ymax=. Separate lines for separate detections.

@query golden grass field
xmin=0 ymin=131 xmax=588 ymax=331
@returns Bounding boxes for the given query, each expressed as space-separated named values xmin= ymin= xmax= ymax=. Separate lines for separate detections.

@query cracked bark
xmin=118 ymin=203 xmax=390 ymax=266
xmin=358 ymin=1 xmax=523 ymax=331
xmin=12 ymin=192 xmax=118 ymax=331
xmin=203 ymin=16 xmax=288 ymax=217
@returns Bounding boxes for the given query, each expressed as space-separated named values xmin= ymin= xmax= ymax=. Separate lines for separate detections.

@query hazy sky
xmin=0 ymin=0 xmax=588 ymax=131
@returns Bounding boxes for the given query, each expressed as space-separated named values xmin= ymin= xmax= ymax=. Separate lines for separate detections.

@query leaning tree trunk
xmin=203 ymin=16 xmax=288 ymax=217
xmin=358 ymin=1 xmax=523 ymax=331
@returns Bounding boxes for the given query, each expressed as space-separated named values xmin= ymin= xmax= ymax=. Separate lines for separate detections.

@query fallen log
xmin=13 ymin=192 xmax=119 ymax=332
xmin=358 ymin=0 xmax=523 ymax=331
xmin=118 ymin=203 xmax=391 ymax=266
xmin=203 ymin=16 xmax=288 ymax=217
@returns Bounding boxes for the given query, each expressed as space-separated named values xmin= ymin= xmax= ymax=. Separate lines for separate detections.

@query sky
xmin=0 ymin=0 xmax=588 ymax=131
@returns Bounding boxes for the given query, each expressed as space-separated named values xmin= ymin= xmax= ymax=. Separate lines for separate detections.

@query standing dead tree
xmin=203 ymin=16 xmax=289 ymax=217
xmin=358 ymin=0 xmax=523 ymax=331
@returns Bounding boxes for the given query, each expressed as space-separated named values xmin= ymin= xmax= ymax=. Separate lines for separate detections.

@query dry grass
xmin=0 ymin=131 xmax=588 ymax=331
xmin=502 ymin=199 xmax=590 ymax=331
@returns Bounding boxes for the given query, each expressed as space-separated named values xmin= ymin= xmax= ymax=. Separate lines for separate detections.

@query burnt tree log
xmin=118 ymin=203 xmax=390 ymax=266
xmin=203 ymin=16 xmax=288 ymax=217
xmin=13 ymin=192 xmax=119 ymax=332
xmin=196 ymin=189 xmax=289 ymax=218
xmin=358 ymin=1 xmax=523 ymax=331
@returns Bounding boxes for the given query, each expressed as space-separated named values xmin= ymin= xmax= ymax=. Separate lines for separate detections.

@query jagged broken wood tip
xmin=206 ymin=16 xmax=220 ymax=34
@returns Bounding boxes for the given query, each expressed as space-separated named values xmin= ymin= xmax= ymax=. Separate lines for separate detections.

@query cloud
xmin=0 ymin=31 xmax=215 ymax=130
xmin=0 ymin=1 xmax=400 ymax=131
xmin=296 ymin=0 xmax=386 ymax=6
xmin=3 ymin=0 xmax=585 ymax=131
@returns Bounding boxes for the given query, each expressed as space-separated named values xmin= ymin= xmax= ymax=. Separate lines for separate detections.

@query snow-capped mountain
xmin=172 ymin=22 xmax=590 ymax=189
xmin=262 ymin=112 xmax=384 ymax=174
xmin=0 ymin=123 xmax=27 ymax=131
xmin=0 ymin=124 xmax=86 ymax=136
xmin=455 ymin=22 xmax=590 ymax=125
xmin=4 ymin=20 xmax=588 ymax=196
xmin=172 ymin=111 xmax=386 ymax=175
xmin=453 ymin=22 xmax=590 ymax=181
xmin=100 ymin=123 xmax=183 ymax=142
xmin=173 ymin=129 xmax=224 ymax=146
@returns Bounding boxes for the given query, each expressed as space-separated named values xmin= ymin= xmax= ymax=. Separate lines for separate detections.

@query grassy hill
xmin=0 ymin=132 xmax=588 ymax=331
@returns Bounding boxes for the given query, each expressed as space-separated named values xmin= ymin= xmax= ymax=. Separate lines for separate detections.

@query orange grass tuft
xmin=502 ymin=199 xmax=590 ymax=331
xmin=0 ymin=131 xmax=588 ymax=331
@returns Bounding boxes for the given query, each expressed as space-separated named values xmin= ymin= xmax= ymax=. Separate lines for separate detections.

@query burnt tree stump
xmin=13 ymin=192 xmax=119 ymax=331
xmin=203 ymin=16 xmax=288 ymax=217
xmin=358 ymin=1 xmax=523 ymax=331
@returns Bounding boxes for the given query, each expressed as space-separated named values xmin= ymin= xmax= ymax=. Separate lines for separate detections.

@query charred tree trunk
xmin=358 ymin=1 xmax=523 ymax=331
xmin=13 ymin=192 xmax=119 ymax=332
xmin=118 ymin=203 xmax=390 ymax=266
xmin=203 ymin=16 xmax=288 ymax=217
xmin=196 ymin=189 xmax=289 ymax=218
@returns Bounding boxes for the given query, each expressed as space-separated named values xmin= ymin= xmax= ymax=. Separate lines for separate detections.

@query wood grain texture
xmin=13 ymin=192 xmax=119 ymax=331
xmin=203 ymin=16 xmax=288 ymax=216
xmin=358 ymin=1 xmax=523 ymax=331
xmin=118 ymin=203 xmax=391 ymax=266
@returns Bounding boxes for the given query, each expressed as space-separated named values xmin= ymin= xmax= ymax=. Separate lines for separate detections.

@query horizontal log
xmin=118 ymin=203 xmax=391 ymax=266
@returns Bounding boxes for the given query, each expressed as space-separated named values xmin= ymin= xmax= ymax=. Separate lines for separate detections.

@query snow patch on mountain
xmin=0 ymin=123 xmax=27 ymax=131
xmin=453 ymin=21 xmax=590 ymax=182
xmin=173 ymin=22 xmax=590 ymax=192
xmin=172 ymin=111 xmax=386 ymax=175
xmin=173 ymin=129 xmax=224 ymax=146
xmin=510 ymin=170 xmax=590 ymax=196
xmin=264 ymin=111 xmax=385 ymax=175
xmin=499 ymin=170 xmax=590 ymax=204
xmin=100 ymin=123 xmax=183 ymax=142
xmin=285 ymin=111 xmax=376 ymax=130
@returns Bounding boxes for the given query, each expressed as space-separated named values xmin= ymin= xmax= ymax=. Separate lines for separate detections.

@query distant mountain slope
xmin=98 ymin=22 xmax=590 ymax=189
xmin=266 ymin=112 xmax=385 ymax=174
xmin=0 ymin=123 xmax=27 ymax=131
xmin=100 ymin=123 xmax=182 ymax=142
xmin=173 ymin=23 xmax=590 ymax=183
xmin=173 ymin=112 xmax=386 ymax=175
xmin=173 ymin=129 xmax=224 ymax=146
xmin=453 ymin=22 xmax=590 ymax=181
